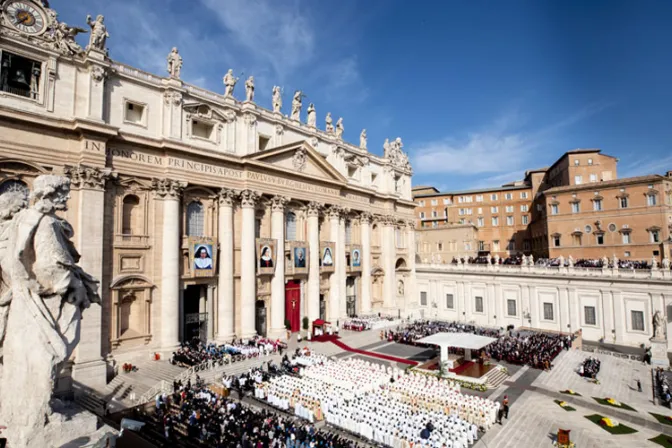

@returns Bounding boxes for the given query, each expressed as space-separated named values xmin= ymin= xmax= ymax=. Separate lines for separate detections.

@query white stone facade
xmin=417 ymin=263 xmax=672 ymax=351
xmin=0 ymin=1 xmax=416 ymax=388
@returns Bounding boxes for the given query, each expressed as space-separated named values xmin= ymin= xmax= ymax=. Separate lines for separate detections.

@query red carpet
xmin=311 ymin=334 xmax=341 ymax=343
xmin=321 ymin=337 xmax=418 ymax=366
xmin=449 ymin=361 xmax=474 ymax=375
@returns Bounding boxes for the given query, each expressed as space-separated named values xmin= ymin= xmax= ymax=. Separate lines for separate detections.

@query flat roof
xmin=414 ymin=183 xmax=530 ymax=198
xmin=544 ymin=174 xmax=666 ymax=194
xmin=416 ymin=332 xmax=498 ymax=350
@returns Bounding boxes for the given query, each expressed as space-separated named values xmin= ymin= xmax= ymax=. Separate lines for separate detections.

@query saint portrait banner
xmin=189 ymin=236 xmax=217 ymax=278
xmin=320 ymin=242 xmax=335 ymax=272
xmin=256 ymin=238 xmax=277 ymax=275
xmin=289 ymin=241 xmax=309 ymax=275
xmin=350 ymin=244 xmax=362 ymax=271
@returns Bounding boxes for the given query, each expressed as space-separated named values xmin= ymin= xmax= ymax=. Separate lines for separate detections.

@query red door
xmin=285 ymin=280 xmax=301 ymax=332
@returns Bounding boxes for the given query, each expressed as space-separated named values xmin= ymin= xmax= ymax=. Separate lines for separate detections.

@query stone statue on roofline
xmin=0 ymin=175 xmax=102 ymax=448
xmin=167 ymin=47 xmax=183 ymax=78
xmin=223 ymin=69 xmax=239 ymax=97
xmin=245 ymin=76 xmax=255 ymax=102
xmin=272 ymin=86 xmax=282 ymax=113
xmin=325 ymin=112 xmax=334 ymax=134
xmin=306 ymin=103 xmax=316 ymax=127
xmin=291 ymin=90 xmax=303 ymax=120
xmin=359 ymin=129 xmax=367 ymax=150
xmin=335 ymin=117 xmax=344 ymax=139
xmin=85 ymin=14 xmax=109 ymax=53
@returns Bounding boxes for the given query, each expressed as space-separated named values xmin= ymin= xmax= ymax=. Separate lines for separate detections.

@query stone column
xmin=153 ymin=178 xmax=186 ymax=351
xmin=327 ymin=206 xmax=342 ymax=320
xmin=270 ymin=196 xmax=289 ymax=338
xmin=381 ymin=215 xmax=396 ymax=309
xmin=306 ymin=202 xmax=322 ymax=323
xmin=338 ymin=211 xmax=348 ymax=317
xmin=66 ymin=165 xmax=113 ymax=389
xmin=87 ymin=64 xmax=107 ymax=121
xmin=207 ymin=285 xmax=215 ymax=341
xmin=360 ymin=212 xmax=373 ymax=314
xmin=217 ymin=188 xmax=236 ymax=342
xmin=240 ymin=190 xmax=260 ymax=338
xmin=405 ymin=220 xmax=417 ymax=316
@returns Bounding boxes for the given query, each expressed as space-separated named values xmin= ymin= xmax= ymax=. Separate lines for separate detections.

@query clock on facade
xmin=2 ymin=1 xmax=48 ymax=36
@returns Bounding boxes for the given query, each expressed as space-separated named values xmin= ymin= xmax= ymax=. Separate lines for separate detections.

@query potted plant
xmin=302 ymin=316 xmax=309 ymax=338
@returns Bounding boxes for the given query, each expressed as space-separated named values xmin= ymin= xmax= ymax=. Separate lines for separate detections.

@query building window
xmin=570 ymin=202 xmax=579 ymax=213
xmin=507 ymin=240 xmax=515 ymax=251
xmin=0 ymin=51 xmax=41 ymax=100
xmin=431 ymin=199 xmax=438 ymax=206
xmin=432 ymin=221 xmax=438 ymax=228
xmin=596 ymin=233 xmax=604 ymax=245
xmin=507 ymin=299 xmax=517 ymax=316
xmin=186 ymin=201 xmax=204 ymax=236
xmin=551 ymin=204 xmax=559 ymax=215
xmin=647 ymin=194 xmax=657 ymax=206
xmin=650 ymin=229 xmax=660 ymax=243
xmin=124 ymin=101 xmax=146 ymax=125
xmin=475 ymin=296 xmax=484 ymax=313
xmin=192 ymin=120 xmax=215 ymax=140
xmin=622 ymin=232 xmax=631 ymax=244
xmin=490 ymin=194 xmax=498 ymax=201
xmin=477 ymin=207 xmax=483 ymax=215
xmin=345 ymin=220 xmax=352 ymax=245
xmin=624 ymin=251 xmax=631 ymax=257
xmin=493 ymin=240 xmax=500 ymax=251
xmin=572 ymin=234 xmax=582 ymax=246
xmin=419 ymin=212 xmax=425 ymax=219
xmin=619 ymin=197 xmax=628 ymax=208
xmin=574 ymin=175 xmax=582 ymax=185
xmin=258 ymin=135 xmax=271 ymax=151
xmin=285 ymin=212 xmax=297 ymax=241
xmin=521 ymin=192 xmax=528 ymax=199
xmin=608 ymin=223 xmax=617 ymax=232
xmin=491 ymin=206 xmax=498 ymax=213
xmin=584 ymin=306 xmax=596 ymax=325
xmin=476 ymin=195 xmax=483 ymax=202
xmin=478 ymin=241 xmax=485 ymax=251
xmin=419 ymin=200 xmax=425 ymax=206
xmin=505 ymin=205 xmax=514 ymax=213
xmin=543 ymin=303 xmax=554 ymax=320
xmin=0 ymin=179 xmax=29 ymax=197
xmin=631 ymin=310 xmax=645 ymax=331
xmin=520 ymin=205 xmax=528 ymax=212
xmin=505 ymin=193 xmax=513 ymax=200
xmin=590 ymin=173 xmax=597 ymax=182
xmin=553 ymin=235 xmax=561 ymax=247
xmin=477 ymin=217 xmax=484 ymax=227
xmin=446 ymin=294 xmax=454 ymax=309
xmin=574 ymin=159 xmax=580 ymax=166
xmin=122 ymin=195 xmax=140 ymax=235
xmin=432 ymin=210 xmax=438 ymax=218
xmin=420 ymin=292 xmax=427 ymax=306
xmin=593 ymin=199 xmax=602 ymax=211
xmin=491 ymin=217 xmax=499 ymax=226
xmin=443 ymin=198 xmax=451 ymax=205
xmin=522 ymin=215 xmax=529 ymax=225
xmin=464 ymin=242 xmax=472 ymax=251
xmin=506 ymin=216 xmax=514 ymax=226
xmin=588 ymin=158 xmax=593 ymax=165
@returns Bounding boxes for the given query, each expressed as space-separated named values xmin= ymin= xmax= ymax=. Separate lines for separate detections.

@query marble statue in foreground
xmin=0 ymin=175 xmax=102 ymax=448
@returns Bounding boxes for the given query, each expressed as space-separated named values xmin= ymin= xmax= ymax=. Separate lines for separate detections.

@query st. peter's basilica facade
xmin=0 ymin=0 xmax=416 ymax=388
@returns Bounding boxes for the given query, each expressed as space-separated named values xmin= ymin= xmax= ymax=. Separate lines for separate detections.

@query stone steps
xmin=486 ymin=369 xmax=510 ymax=389
xmin=74 ymin=391 xmax=106 ymax=416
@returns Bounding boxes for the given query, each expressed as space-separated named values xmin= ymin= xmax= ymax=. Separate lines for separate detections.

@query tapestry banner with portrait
xmin=189 ymin=237 xmax=218 ymax=278
xmin=319 ymin=242 xmax=335 ymax=273
xmin=289 ymin=241 xmax=309 ymax=275
xmin=256 ymin=238 xmax=277 ymax=275
xmin=349 ymin=244 xmax=362 ymax=272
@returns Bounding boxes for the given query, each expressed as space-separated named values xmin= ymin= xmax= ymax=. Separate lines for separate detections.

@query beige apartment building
xmin=415 ymin=224 xmax=478 ymax=263
xmin=414 ymin=149 xmax=672 ymax=262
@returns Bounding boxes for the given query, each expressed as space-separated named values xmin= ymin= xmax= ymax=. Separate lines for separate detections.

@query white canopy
xmin=416 ymin=332 xmax=497 ymax=350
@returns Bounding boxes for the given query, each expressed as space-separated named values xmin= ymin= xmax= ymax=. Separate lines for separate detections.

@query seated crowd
xmin=656 ymin=367 xmax=672 ymax=407
xmin=448 ymin=255 xmax=664 ymax=270
xmin=384 ymin=320 xmax=500 ymax=345
xmin=578 ymin=357 xmax=601 ymax=379
xmin=254 ymin=350 xmax=499 ymax=446
xmin=170 ymin=337 xmax=287 ymax=368
xmin=485 ymin=331 xmax=570 ymax=370
xmin=342 ymin=314 xmax=400 ymax=332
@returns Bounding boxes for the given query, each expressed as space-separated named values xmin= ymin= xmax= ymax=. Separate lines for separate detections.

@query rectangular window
xmin=437 ymin=242 xmax=443 ymax=251
xmin=419 ymin=200 xmax=425 ymax=206
xmin=619 ymin=197 xmax=628 ymax=208
xmin=551 ymin=204 xmax=559 ymax=215
xmin=631 ymin=310 xmax=645 ymax=331
xmin=574 ymin=159 xmax=580 ymax=166
xmin=443 ymin=198 xmax=451 ymax=205
xmin=475 ymin=296 xmax=484 ymax=313
xmin=478 ymin=241 xmax=485 ymax=251
xmin=432 ymin=210 xmax=438 ymax=218
xmin=493 ymin=240 xmax=500 ymax=251
xmin=446 ymin=294 xmax=454 ymax=309
xmin=192 ymin=120 xmax=215 ymax=140
xmin=590 ymin=173 xmax=597 ymax=183
xmin=420 ymin=212 xmax=425 ymax=219
xmin=258 ymin=135 xmax=271 ymax=151
xmin=571 ymin=202 xmax=580 ymax=213
xmin=505 ymin=205 xmax=514 ymax=213
xmin=593 ymin=199 xmax=602 ymax=211
xmin=477 ymin=217 xmax=484 ymax=227
xmin=651 ymin=230 xmax=660 ymax=243
xmin=431 ymin=199 xmax=438 ymax=206
xmin=584 ymin=306 xmax=596 ymax=325
xmin=588 ymin=158 xmax=593 ymax=165
xmin=420 ymin=292 xmax=427 ymax=306
xmin=490 ymin=194 xmax=498 ymax=201
xmin=476 ymin=195 xmax=483 ymax=202
xmin=543 ymin=303 xmax=554 ymax=320
xmin=477 ymin=207 xmax=483 ymax=215
xmin=572 ymin=234 xmax=582 ymax=246
xmin=520 ymin=192 xmax=528 ymax=199
xmin=553 ymin=235 xmax=561 ymax=247
xmin=648 ymin=194 xmax=657 ymax=206
xmin=520 ymin=205 xmax=529 ymax=212
xmin=0 ymin=51 xmax=41 ymax=100
xmin=596 ymin=233 xmax=604 ymax=245
xmin=522 ymin=215 xmax=529 ymax=225
xmin=506 ymin=216 xmax=514 ymax=226
xmin=491 ymin=206 xmax=498 ymax=213
xmin=432 ymin=221 xmax=438 ymax=228
xmin=574 ymin=175 xmax=583 ymax=185
xmin=507 ymin=299 xmax=517 ymax=316
xmin=125 ymin=101 xmax=146 ymax=125
xmin=491 ymin=217 xmax=499 ymax=226
xmin=505 ymin=193 xmax=513 ymax=200
xmin=622 ymin=233 xmax=631 ymax=244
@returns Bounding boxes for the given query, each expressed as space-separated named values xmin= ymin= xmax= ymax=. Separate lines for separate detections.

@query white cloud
xmin=620 ymin=154 xmax=672 ymax=178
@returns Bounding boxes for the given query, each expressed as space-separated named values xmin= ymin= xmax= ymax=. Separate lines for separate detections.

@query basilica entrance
xmin=346 ymin=277 xmax=357 ymax=317
xmin=255 ymin=300 xmax=267 ymax=337
xmin=285 ymin=280 xmax=301 ymax=332
xmin=183 ymin=285 xmax=207 ymax=342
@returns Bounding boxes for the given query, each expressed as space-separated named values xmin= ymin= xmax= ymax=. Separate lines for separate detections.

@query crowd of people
xmin=656 ymin=368 xmax=672 ymax=407
xmin=170 ymin=337 xmax=287 ymax=368
xmin=447 ymin=255 xmax=668 ymax=270
xmin=383 ymin=320 xmax=500 ymax=345
xmin=342 ymin=315 xmax=401 ymax=332
xmin=254 ymin=351 xmax=500 ymax=446
xmin=578 ymin=357 xmax=601 ymax=379
xmin=485 ymin=331 xmax=570 ymax=370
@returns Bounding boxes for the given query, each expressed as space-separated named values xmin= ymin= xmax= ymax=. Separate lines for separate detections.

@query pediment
xmin=245 ymin=141 xmax=347 ymax=183
xmin=183 ymin=102 xmax=233 ymax=122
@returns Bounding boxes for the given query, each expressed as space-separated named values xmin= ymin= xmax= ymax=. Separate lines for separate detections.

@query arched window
xmin=186 ymin=201 xmax=204 ymax=236
xmin=122 ymin=195 xmax=140 ymax=235
xmin=345 ymin=220 xmax=352 ymax=245
xmin=285 ymin=212 xmax=297 ymax=241
xmin=0 ymin=179 xmax=29 ymax=198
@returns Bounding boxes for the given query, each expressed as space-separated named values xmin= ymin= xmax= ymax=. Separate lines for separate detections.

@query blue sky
xmin=54 ymin=0 xmax=672 ymax=191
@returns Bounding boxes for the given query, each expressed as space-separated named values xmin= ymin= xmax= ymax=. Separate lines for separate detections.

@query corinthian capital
xmin=240 ymin=189 xmax=260 ymax=208
xmin=152 ymin=178 xmax=187 ymax=199
xmin=406 ymin=219 xmax=416 ymax=229
xmin=359 ymin=211 xmax=373 ymax=224
xmin=270 ymin=195 xmax=290 ymax=212
xmin=305 ymin=201 xmax=322 ymax=217
xmin=64 ymin=165 xmax=116 ymax=190
xmin=218 ymin=188 xmax=238 ymax=207
xmin=326 ymin=205 xmax=343 ymax=219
